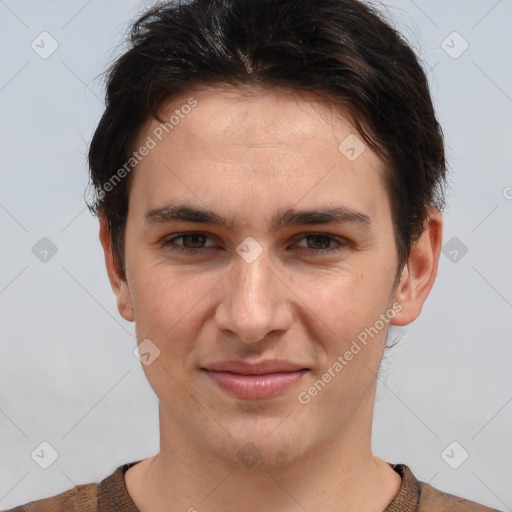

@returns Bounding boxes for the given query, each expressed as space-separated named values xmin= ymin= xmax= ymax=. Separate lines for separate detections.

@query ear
xmin=390 ymin=207 xmax=443 ymax=326
xmin=99 ymin=211 xmax=135 ymax=322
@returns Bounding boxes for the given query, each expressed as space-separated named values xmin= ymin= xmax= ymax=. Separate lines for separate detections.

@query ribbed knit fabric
xmin=3 ymin=460 xmax=501 ymax=511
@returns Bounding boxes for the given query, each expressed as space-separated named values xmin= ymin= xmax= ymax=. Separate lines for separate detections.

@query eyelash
xmin=163 ymin=232 xmax=348 ymax=256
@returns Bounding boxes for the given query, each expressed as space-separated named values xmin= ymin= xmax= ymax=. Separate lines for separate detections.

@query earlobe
xmin=98 ymin=212 xmax=135 ymax=322
xmin=390 ymin=208 xmax=443 ymax=327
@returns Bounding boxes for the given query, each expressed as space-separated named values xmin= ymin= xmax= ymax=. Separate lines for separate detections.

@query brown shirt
xmin=3 ymin=460 xmax=501 ymax=512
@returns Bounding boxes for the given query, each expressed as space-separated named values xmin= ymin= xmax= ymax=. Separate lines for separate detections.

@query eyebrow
xmin=144 ymin=201 xmax=371 ymax=231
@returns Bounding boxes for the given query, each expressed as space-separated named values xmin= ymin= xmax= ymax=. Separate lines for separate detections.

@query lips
xmin=201 ymin=360 xmax=309 ymax=400
xmin=203 ymin=359 xmax=307 ymax=374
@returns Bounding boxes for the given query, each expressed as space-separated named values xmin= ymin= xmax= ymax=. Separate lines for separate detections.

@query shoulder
xmin=390 ymin=464 xmax=502 ymax=512
xmin=1 ymin=483 xmax=98 ymax=512
xmin=417 ymin=478 xmax=502 ymax=512
xmin=1 ymin=459 xmax=142 ymax=512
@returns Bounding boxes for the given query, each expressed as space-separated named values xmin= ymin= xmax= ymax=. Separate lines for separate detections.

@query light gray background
xmin=0 ymin=0 xmax=511 ymax=510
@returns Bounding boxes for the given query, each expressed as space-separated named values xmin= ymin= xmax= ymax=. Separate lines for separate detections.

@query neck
xmin=125 ymin=402 xmax=402 ymax=512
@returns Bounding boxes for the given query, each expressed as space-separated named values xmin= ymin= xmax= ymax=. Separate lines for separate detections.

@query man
xmin=5 ymin=0 xmax=501 ymax=510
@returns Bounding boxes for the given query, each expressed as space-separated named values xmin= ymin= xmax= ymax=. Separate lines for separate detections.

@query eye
xmin=163 ymin=233 xmax=216 ymax=254
xmin=163 ymin=232 xmax=348 ymax=256
xmin=294 ymin=233 xmax=348 ymax=255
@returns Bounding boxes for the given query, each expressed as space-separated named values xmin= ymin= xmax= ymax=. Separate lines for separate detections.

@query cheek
xmin=129 ymin=260 xmax=220 ymax=367
xmin=129 ymin=261 xmax=194 ymax=337
xmin=130 ymin=269 xmax=202 ymax=394
xmin=302 ymin=264 xmax=393 ymax=335
xmin=301 ymin=272 xmax=394 ymax=397
xmin=309 ymin=272 xmax=392 ymax=395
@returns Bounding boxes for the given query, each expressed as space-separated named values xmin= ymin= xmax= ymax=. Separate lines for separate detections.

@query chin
xmin=212 ymin=419 xmax=310 ymax=470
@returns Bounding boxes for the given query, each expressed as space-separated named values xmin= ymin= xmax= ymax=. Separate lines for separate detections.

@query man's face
xmin=116 ymin=86 xmax=403 ymax=467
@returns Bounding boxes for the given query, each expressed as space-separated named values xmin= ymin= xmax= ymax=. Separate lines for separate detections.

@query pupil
xmin=309 ymin=235 xmax=328 ymax=249
xmin=186 ymin=234 xmax=204 ymax=248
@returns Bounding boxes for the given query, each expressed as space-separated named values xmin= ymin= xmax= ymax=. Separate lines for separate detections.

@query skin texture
xmin=99 ymin=85 xmax=442 ymax=512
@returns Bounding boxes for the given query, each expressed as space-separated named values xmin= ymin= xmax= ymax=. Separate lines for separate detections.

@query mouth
xmin=200 ymin=360 xmax=310 ymax=400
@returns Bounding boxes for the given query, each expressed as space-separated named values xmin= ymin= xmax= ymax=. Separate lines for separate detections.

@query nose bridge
xmin=215 ymin=246 xmax=292 ymax=343
xmin=237 ymin=248 xmax=273 ymax=307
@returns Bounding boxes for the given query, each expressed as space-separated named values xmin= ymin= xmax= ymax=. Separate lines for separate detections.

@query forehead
xmin=153 ymin=85 xmax=365 ymax=156
xmin=128 ymin=85 xmax=389 ymax=218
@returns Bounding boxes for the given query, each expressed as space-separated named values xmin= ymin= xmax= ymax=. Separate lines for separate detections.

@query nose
xmin=214 ymin=247 xmax=293 ymax=344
